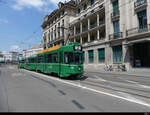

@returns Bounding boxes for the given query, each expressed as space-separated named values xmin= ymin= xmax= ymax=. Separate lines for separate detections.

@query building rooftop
xmin=42 ymin=0 xmax=78 ymax=29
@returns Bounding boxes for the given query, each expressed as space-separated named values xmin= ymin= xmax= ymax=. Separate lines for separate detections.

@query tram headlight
xmin=74 ymin=46 xmax=82 ymax=51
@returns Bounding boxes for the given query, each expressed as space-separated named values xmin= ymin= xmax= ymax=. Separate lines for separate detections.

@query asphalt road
xmin=0 ymin=65 xmax=150 ymax=112
xmin=0 ymin=68 xmax=9 ymax=112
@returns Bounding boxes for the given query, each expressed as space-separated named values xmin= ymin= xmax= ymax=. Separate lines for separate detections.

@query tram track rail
xmin=80 ymin=78 xmax=150 ymax=99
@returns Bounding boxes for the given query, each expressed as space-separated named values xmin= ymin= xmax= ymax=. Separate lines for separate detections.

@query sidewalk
xmin=84 ymin=65 xmax=150 ymax=77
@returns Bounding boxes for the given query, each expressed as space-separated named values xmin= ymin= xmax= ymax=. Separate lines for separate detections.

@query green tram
xmin=19 ymin=42 xmax=84 ymax=78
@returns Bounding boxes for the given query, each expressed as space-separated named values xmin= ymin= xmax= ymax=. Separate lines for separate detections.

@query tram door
xmin=59 ymin=52 xmax=63 ymax=76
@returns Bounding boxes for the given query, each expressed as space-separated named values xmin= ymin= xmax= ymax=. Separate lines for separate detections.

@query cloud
xmin=49 ymin=0 xmax=70 ymax=5
xmin=12 ymin=0 xmax=70 ymax=12
xmin=10 ymin=45 xmax=21 ymax=52
xmin=12 ymin=0 xmax=46 ymax=10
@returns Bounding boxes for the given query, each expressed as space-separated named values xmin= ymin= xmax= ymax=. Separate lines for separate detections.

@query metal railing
xmin=90 ymin=23 xmax=97 ymax=29
xmin=109 ymin=32 xmax=123 ymax=40
xmin=99 ymin=20 xmax=105 ymax=26
xmin=71 ymin=3 xmax=105 ymax=25
xmin=134 ymin=0 xmax=147 ymax=9
xmin=48 ymin=36 xmax=64 ymax=45
xmin=126 ymin=24 xmax=150 ymax=36
xmin=111 ymin=10 xmax=120 ymax=20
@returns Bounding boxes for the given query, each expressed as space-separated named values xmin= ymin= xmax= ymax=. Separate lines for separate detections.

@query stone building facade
xmin=42 ymin=0 xmax=77 ymax=49
xmin=42 ymin=0 xmax=150 ymax=71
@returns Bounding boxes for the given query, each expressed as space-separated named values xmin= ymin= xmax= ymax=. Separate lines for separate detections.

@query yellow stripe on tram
xmin=37 ymin=45 xmax=61 ymax=54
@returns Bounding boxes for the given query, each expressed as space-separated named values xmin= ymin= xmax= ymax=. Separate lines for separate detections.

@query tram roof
xmin=37 ymin=45 xmax=60 ymax=54
xmin=37 ymin=42 xmax=81 ymax=55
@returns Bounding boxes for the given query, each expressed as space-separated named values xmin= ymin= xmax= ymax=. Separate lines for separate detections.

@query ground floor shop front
xmin=83 ymin=40 xmax=150 ymax=71
xmin=129 ymin=41 xmax=150 ymax=68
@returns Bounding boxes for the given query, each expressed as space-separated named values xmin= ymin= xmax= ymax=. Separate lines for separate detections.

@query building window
xmin=113 ymin=0 xmax=119 ymax=13
xmin=137 ymin=10 xmax=147 ymax=32
xmin=98 ymin=48 xmax=105 ymax=63
xmin=113 ymin=20 xmax=120 ymax=38
xmin=88 ymin=50 xmax=94 ymax=63
xmin=62 ymin=11 xmax=64 ymax=15
xmin=113 ymin=45 xmax=123 ymax=63
xmin=48 ymin=32 xmax=50 ymax=42
xmin=62 ymin=19 xmax=64 ymax=26
xmin=62 ymin=19 xmax=64 ymax=37
xmin=78 ymin=8 xmax=81 ymax=14
xmin=84 ymin=4 xmax=87 ymax=10
xmin=90 ymin=0 xmax=95 ymax=6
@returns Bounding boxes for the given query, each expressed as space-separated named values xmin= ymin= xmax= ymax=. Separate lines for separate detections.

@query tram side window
xmin=38 ymin=56 xmax=43 ymax=63
xmin=64 ymin=52 xmax=74 ymax=64
xmin=29 ymin=59 xmax=31 ymax=63
xmin=21 ymin=60 xmax=24 ymax=63
xmin=64 ymin=53 xmax=69 ymax=64
xmin=47 ymin=53 xmax=58 ymax=63
xmin=26 ymin=59 xmax=29 ymax=64
xmin=31 ymin=58 xmax=35 ymax=63
xmin=29 ymin=58 xmax=34 ymax=63
xmin=47 ymin=54 xmax=52 ymax=63
xmin=52 ymin=53 xmax=58 ymax=63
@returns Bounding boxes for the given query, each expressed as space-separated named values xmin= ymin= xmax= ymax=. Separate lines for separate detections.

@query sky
xmin=0 ymin=0 xmax=69 ymax=53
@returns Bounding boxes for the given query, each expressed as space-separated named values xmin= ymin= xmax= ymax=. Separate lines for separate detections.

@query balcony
xmin=99 ymin=20 xmax=105 ymax=27
xmin=82 ymin=27 xmax=88 ymax=32
xmin=111 ymin=10 xmax=120 ymax=22
xmin=48 ymin=36 xmax=64 ymax=45
xmin=109 ymin=32 xmax=123 ymax=40
xmin=76 ymin=30 xmax=80 ymax=35
xmin=126 ymin=24 xmax=150 ymax=36
xmin=90 ymin=23 xmax=97 ymax=29
xmin=134 ymin=0 xmax=147 ymax=12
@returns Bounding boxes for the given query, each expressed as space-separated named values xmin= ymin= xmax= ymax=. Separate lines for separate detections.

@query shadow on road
xmin=40 ymin=72 xmax=88 ymax=81
xmin=62 ymin=75 xmax=88 ymax=81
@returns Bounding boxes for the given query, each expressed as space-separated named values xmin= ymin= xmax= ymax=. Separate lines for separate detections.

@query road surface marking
xmin=23 ymin=70 xmax=150 ymax=108
xmin=139 ymin=85 xmax=150 ymax=89
xmin=125 ymin=80 xmax=139 ymax=84
xmin=72 ymin=100 xmax=85 ymax=110
xmin=125 ymin=80 xmax=150 ymax=89
xmin=94 ymin=75 xmax=107 ymax=82
xmin=58 ymin=90 xmax=66 ymax=95
xmin=118 ymin=92 xmax=149 ymax=106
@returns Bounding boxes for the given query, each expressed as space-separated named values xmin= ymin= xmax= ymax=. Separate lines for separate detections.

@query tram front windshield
xmin=64 ymin=52 xmax=83 ymax=64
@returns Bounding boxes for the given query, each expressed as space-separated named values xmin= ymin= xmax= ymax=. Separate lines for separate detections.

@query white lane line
xmin=139 ymin=85 xmax=150 ymax=89
xmin=125 ymin=80 xmax=139 ymax=84
xmin=94 ymin=75 xmax=107 ymax=82
xmin=24 ymin=70 xmax=150 ymax=108
xmin=125 ymin=80 xmax=150 ymax=89
xmin=118 ymin=92 xmax=149 ymax=106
